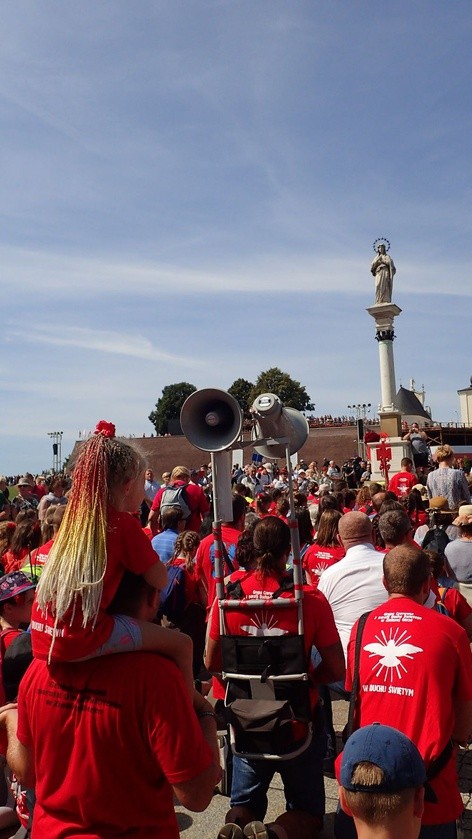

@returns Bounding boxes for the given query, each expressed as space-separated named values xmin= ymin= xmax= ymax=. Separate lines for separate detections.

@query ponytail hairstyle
xmin=36 ymin=421 xmax=145 ymax=635
xmin=252 ymin=516 xmax=291 ymax=577
xmin=173 ymin=530 xmax=200 ymax=569
xmin=10 ymin=519 xmax=41 ymax=557
xmin=315 ymin=509 xmax=343 ymax=547
xmin=41 ymin=504 xmax=58 ymax=544
xmin=0 ymin=522 xmax=16 ymax=558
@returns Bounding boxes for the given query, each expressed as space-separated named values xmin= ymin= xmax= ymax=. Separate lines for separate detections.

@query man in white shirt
xmin=317 ymin=512 xmax=388 ymax=768
xmin=144 ymin=469 xmax=160 ymax=504
xmin=317 ymin=512 xmax=386 ymax=663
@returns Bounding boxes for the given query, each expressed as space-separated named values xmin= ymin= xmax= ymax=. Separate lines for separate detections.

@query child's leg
xmin=138 ymin=620 xmax=194 ymax=699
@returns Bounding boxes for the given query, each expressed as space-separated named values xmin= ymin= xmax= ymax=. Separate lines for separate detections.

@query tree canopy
xmin=228 ymin=378 xmax=254 ymax=418
xmin=149 ymin=370 xmax=313 ymax=435
xmin=149 ymin=382 xmax=197 ymax=435
xmin=249 ymin=367 xmax=314 ymax=412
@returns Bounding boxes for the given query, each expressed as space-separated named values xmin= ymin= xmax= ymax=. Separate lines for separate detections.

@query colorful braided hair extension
xmin=36 ymin=421 xmax=144 ymax=641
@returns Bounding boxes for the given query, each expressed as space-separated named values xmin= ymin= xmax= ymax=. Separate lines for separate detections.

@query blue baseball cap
xmin=340 ymin=723 xmax=426 ymax=793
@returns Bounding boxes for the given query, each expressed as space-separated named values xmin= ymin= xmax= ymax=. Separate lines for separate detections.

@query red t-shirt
xmin=196 ymin=525 xmax=241 ymax=614
xmin=302 ymin=544 xmax=345 ymax=588
xmin=438 ymin=586 xmax=472 ymax=627
xmin=410 ymin=509 xmax=428 ymax=527
xmin=151 ymin=481 xmax=209 ymax=533
xmin=346 ymin=597 xmax=472 ymax=825
xmin=209 ymin=570 xmax=340 ymax=707
xmin=388 ymin=471 xmax=417 ymax=498
xmin=167 ymin=559 xmax=199 ymax=608
xmin=3 ymin=547 xmax=29 ymax=574
xmin=31 ymin=509 xmax=159 ymax=661
xmin=17 ymin=653 xmax=213 ymax=839
xmin=21 ymin=538 xmax=55 ymax=580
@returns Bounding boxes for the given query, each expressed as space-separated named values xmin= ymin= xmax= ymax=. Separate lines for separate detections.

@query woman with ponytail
xmin=31 ymin=421 xmax=194 ymax=695
xmin=205 ymin=515 xmax=345 ymax=837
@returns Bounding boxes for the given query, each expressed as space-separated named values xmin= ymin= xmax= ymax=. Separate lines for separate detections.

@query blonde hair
xmin=36 ymin=428 xmax=144 ymax=648
xmin=171 ymin=466 xmax=190 ymax=481
xmin=343 ymin=762 xmax=415 ymax=824
xmin=435 ymin=444 xmax=454 ymax=463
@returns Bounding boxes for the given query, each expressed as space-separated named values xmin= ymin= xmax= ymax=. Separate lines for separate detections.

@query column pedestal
xmin=367 ymin=302 xmax=402 ymax=422
xmin=367 ymin=438 xmax=412 ymax=485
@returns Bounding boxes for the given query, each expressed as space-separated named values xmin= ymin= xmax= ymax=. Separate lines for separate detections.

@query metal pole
xmin=285 ymin=443 xmax=304 ymax=636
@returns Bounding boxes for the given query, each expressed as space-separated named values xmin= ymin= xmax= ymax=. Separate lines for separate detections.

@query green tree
xmin=149 ymin=382 xmax=197 ymax=435
xmin=249 ymin=368 xmax=314 ymax=412
xmin=228 ymin=377 xmax=254 ymax=418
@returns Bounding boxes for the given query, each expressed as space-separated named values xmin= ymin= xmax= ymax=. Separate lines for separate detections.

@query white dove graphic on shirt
xmin=241 ymin=612 xmax=288 ymax=637
xmin=364 ymin=627 xmax=423 ymax=681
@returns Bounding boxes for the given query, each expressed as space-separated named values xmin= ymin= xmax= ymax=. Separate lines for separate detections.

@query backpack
xmin=159 ymin=484 xmax=191 ymax=522
xmin=435 ymin=586 xmax=451 ymax=618
xmin=157 ymin=563 xmax=187 ymax=624
xmin=422 ymin=527 xmax=450 ymax=558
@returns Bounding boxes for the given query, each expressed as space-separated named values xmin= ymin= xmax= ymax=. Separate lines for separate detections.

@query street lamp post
xmin=347 ymin=404 xmax=372 ymax=457
xmin=47 ymin=431 xmax=64 ymax=473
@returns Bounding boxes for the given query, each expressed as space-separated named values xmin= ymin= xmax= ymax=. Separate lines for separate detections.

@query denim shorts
xmin=76 ymin=614 xmax=142 ymax=660
xmin=230 ymin=717 xmax=327 ymax=821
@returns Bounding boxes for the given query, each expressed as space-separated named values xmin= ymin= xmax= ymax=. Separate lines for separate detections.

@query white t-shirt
xmin=317 ymin=542 xmax=387 ymax=659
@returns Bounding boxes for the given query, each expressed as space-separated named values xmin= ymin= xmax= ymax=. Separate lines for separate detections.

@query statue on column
xmin=371 ymin=238 xmax=396 ymax=304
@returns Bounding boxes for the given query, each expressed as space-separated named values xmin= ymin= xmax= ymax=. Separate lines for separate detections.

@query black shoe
xmin=323 ymin=754 xmax=336 ymax=778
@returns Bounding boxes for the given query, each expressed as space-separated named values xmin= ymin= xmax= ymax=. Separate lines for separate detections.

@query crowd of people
xmin=0 ymin=423 xmax=471 ymax=838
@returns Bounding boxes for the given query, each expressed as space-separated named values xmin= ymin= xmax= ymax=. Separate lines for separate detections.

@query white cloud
xmin=5 ymin=323 xmax=203 ymax=366
xmin=3 ymin=245 xmax=471 ymax=300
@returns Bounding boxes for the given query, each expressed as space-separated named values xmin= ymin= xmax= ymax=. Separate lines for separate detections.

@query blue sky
xmin=2 ymin=1 xmax=471 ymax=474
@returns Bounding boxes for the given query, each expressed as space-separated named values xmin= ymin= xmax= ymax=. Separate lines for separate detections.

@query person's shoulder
xmin=110 ymin=509 xmax=146 ymax=534
xmin=186 ymin=482 xmax=205 ymax=496
xmin=302 ymin=586 xmax=331 ymax=608
xmin=18 ymin=656 xmax=46 ymax=694
xmin=221 ymin=525 xmax=241 ymax=541
xmin=198 ymin=531 xmax=213 ymax=550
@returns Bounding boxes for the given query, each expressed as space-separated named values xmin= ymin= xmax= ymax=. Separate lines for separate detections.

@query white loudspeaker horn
xmin=180 ymin=388 xmax=243 ymax=452
xmin=251 ymin=392 xmax=309 ymax=459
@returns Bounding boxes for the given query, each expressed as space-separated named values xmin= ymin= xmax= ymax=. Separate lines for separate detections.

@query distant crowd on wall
xmin=307 ymin=415 xmax=381 ymax=427
xmin=0 ymin=420 xmax=471 ymax=837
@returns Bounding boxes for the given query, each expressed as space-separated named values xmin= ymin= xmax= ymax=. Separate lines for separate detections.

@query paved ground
xmin=177 ymin=695 xmax=472 ymax=839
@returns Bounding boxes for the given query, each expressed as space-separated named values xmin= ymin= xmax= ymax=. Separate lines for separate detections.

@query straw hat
xmin=412 ymin=483 xmax=428 ymax=501
xmin=427 ymin=496 xmax=457 ymax=514
xmin=452 ymin=504 xmax=472 ymax=527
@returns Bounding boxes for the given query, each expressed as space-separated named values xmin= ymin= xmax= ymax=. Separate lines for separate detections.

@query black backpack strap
xmin=225 ymin=578 xmax=245 ymax=600
xmin=271 ymin=570 xmax=295 ymax=599
xmin=423 ymin=739 xmax=453 ymax=803
xmin=221 ymin=541 xmax=235 ymax=574
xmin=345 ymin=611 xmax=371 ymax=741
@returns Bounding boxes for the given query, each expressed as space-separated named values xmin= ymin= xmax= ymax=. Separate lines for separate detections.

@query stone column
xmin=366 ymin=302 xmax=402 ymax=437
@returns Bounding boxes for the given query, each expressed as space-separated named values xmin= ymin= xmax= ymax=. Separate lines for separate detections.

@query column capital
xmin=375 ymin=328 xmax=395 ymax=342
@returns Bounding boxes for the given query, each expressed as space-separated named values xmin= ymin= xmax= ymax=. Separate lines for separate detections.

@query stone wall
xmin=70 ymin=425 xmax=366 ymax=475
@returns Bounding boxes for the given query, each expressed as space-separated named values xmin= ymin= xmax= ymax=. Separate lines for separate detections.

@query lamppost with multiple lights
xmin=347 ymin=403 xmax=372 ymax=457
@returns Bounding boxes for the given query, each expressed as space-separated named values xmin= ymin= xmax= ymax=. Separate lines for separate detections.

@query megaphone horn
xmin=180 ymin=388 xmax=243 ymax=452
xmin=251 ymin=392 xmax=309 ymax=459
